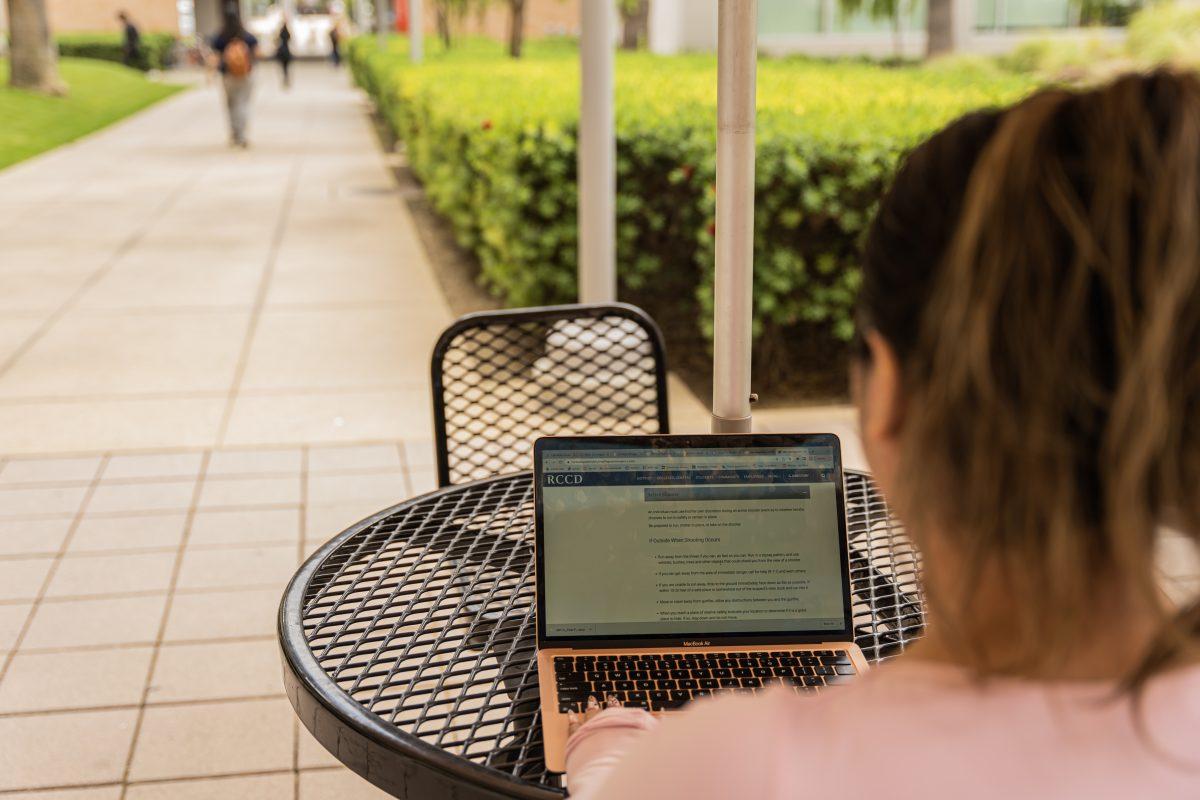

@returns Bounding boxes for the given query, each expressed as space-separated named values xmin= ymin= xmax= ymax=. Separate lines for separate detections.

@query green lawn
xmin=0 ymin=58 xmax=183 ymax=171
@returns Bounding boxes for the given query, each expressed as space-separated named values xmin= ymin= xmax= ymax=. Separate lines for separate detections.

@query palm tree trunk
xmin=892 ymin=8 xmax=903 ymax=60
xmin=436 ymin=5 xmax=452 ymax=48
xmin=926 ymin=0 xmax=956 ymax=58
xmin=621 ymin=10 xmax=636 ymax=50
xmin=621 ymin=0 xmax=649 ymax=50
xmin=507 ymin=0 xmax=526 ymax=58
xmin=6 ymin=0 xmax=66 ymax=94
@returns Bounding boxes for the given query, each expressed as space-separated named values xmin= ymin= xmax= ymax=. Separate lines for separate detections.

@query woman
xmin=209 ymin=6 xmax=259 ymax=148
xmin=564 ymin=70 xmax=1200 ymax=797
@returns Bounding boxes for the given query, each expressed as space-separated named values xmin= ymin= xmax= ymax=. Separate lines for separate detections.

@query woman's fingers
xmin=567 ymin=693 xmax=626 ymax=738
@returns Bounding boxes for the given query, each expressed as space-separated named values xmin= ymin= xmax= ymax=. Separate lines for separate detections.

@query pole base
xmin=711 ymin=413 xmax=752 ymax=434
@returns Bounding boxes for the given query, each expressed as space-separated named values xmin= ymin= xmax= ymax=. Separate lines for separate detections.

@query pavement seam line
xmin=0 ymin=690 xmax=287 ymax=720
xmin=0 ymin=764 xmax=347 ymax=796
xmin=0 ymin=436 xmax=425 ymax=462
xmin=117 ymin=450 xmax=211 ymax=798
xmin=215 ymin=159 xmax=304 ymax=447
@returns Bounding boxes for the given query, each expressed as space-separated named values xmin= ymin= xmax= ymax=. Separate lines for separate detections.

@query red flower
xmin=481 ymin=119 xmax=493 ymax=131
xmin=706 ymin=221 xmax=716 ymax=237
xmin=681 ymin=164 xmax=694 ymax=180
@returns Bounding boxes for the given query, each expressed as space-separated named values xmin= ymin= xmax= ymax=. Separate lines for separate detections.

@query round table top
xmin=279 ymin=470 xmax=924 ymax=800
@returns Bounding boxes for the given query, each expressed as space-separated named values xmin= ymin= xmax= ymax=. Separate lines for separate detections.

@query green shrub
xmin=349 ymin=36 xmax=1034 ymax=391
xmin=1006 ymin=2 xmax=1200 ymax=81
xmin=1127 ymin=1 xmax=1200 ymax=68
xmin=57 ymin=32 xmax=178 ymax=71
xmin=1000 ymin=35 xmax=1124 ymax=78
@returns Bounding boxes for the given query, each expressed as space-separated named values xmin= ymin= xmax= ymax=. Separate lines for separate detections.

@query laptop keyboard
xmin=553 ymin=650 xmax=857 ymax=713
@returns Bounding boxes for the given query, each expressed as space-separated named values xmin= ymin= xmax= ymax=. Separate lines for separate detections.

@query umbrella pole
xmin=578 ymin=0 xmax=616 ymax=303
xmin=711 ymin=0 xmax=758 ymax=434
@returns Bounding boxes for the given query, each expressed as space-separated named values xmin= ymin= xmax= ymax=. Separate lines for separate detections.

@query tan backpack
xmin=224 ymin=38 xmax=252 ymax=78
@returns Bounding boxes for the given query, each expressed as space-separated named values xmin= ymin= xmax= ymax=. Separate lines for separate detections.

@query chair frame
xmin=429 ymin=302 xmax=671 ymax=487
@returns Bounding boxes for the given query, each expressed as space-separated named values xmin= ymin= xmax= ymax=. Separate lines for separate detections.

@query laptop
xmin=534 ymin=433 xmax=869 ymax=773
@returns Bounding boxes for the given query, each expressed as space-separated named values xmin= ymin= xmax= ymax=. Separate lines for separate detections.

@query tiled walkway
xmin=0 ymin=443 xmax=425 ymax=798
xmin=0 ymin=63 xmax=447 ymax=798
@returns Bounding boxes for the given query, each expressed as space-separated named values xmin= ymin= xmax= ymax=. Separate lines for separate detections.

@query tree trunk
xmin=436 ymin=5 xmax=452 ymax=48
xmin=891 ymin=9 xmax=903 ymax=60
xmin=926 ymin=0 xmax=956 ymax=58
xmin=6 ymin=0 xmax=67 ymax=94
xmin=507 ymin=0 xmax=525 ymax=58
xmin=620 ymin=11 xmax=635 ymax=50
xmin=621 ymin=0 xmax=649 ymax=50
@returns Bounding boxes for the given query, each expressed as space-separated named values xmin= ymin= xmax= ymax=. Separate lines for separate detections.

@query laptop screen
xmin=534 ymin=434 xmax=852 ymax=644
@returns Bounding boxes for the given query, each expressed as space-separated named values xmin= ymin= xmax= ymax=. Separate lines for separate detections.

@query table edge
xmin=278 ymin=472 xmax=564 ymax=800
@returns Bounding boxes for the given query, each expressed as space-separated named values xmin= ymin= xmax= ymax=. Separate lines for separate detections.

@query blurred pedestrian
xmin=117 ymin=11 xmax=141 ymax=68
xmin=277 ymin=19 xmax=294 ymax=89
xmin=208 ymin=5 xmax=259 ymax=148
xmin=329 ymin=21 xmax=341 ymax=67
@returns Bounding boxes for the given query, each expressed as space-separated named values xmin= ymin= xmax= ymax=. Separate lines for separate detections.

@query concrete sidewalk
xmin=0 ymin=63 xmax=453 ymax=459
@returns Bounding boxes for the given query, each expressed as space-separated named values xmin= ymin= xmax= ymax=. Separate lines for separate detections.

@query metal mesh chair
xmin=430 ymin=304 xmax=671 ymax=486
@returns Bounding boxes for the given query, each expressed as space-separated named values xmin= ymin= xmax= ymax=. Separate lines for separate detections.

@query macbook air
xmin=533 ymin=433 xmax=868 ymax=773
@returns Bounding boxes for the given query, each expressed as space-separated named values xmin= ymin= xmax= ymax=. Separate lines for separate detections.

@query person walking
xmin=276 ymin=19 xmax=294 ymax=89
xmin=208 ymin=5 xmax=259 ymax=148
xmin=329 ymin=20 xmax=341 ymax=68
xmin=117 ymin=11 xmax=141 ymax=68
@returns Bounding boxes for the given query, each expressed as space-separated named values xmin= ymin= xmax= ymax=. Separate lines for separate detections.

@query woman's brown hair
xmin=860 ymin=70 xmax=1200 ymax=688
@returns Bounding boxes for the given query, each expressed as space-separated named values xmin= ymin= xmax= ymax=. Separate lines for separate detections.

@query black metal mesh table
xmin=279 ymin=470 xmax=924 ymax=800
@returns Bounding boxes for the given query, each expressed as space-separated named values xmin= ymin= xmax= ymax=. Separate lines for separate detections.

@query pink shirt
xmin=565 ymin=660 xmax=1200 ymax=798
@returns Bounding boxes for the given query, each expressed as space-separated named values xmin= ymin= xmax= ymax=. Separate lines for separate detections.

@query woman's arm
xmin=565 ymin=692 xmax=787 ymax=799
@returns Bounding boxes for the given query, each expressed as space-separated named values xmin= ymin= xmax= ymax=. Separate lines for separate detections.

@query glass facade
xmin=757 ymin=0 xmax=824 ymax=34
xmin=758 ymin=0 xmax=1077 ymax=35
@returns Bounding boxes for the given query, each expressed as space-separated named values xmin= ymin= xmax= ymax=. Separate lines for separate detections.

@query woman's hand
xmin=566 ymin=692 xmax=623 ymax=736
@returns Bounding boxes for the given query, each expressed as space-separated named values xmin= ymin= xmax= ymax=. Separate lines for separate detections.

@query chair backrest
xmin=431 ymin=303 xmax=670 ymax=486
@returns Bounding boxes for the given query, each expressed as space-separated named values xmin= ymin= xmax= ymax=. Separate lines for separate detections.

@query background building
xmin=438 ymin=0 xmax=582 ymax=40
xmin=653 ymin=0 xmax=1126 ymax=57
xmin=0 ymin=0 xmax=1143 ymax=54
xmin=0 ymin=0 xmax=180 ymax=34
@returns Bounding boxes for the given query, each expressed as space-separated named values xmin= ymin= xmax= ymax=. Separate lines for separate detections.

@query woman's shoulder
xmin=769 ymin=659 xmax=1200 ymax=794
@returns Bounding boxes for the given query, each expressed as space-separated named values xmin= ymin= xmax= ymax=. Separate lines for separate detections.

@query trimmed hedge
xmin=1128 ymin=1 xmax=1200 ymax=68
xmin=350 ymin=36 xmax=1034 ymax=391
xmin=57 ymin=32 xmax=178 ymax=71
